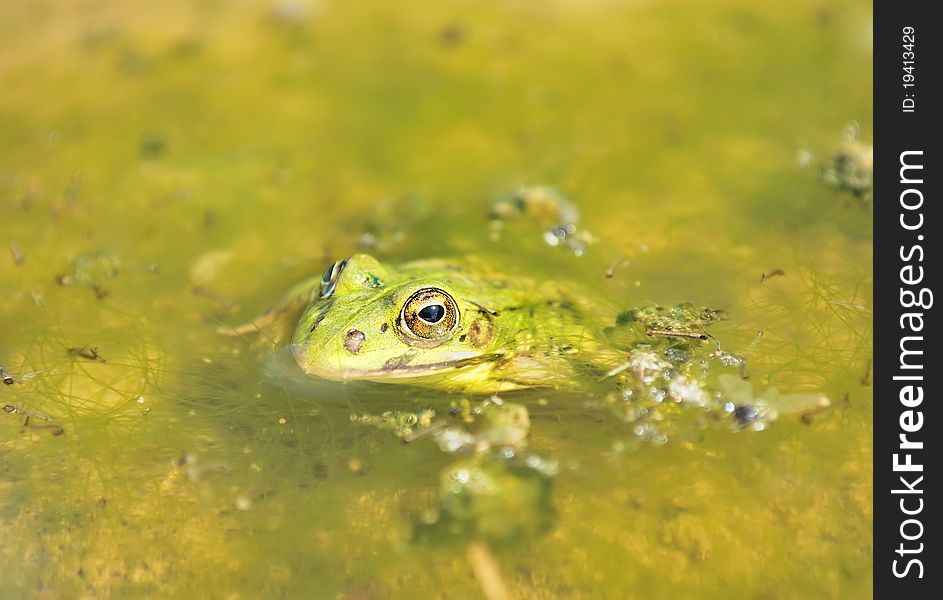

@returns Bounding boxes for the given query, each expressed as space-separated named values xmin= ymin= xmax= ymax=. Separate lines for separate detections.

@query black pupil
xmin=418 ymin=304 xmax=445 ymax=323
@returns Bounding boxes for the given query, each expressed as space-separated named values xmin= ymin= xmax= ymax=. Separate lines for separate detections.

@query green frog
xmin=225 ymin=253 xmax=628 ymax=393
xmin=225 ymin=254 xmax=828 ymax=431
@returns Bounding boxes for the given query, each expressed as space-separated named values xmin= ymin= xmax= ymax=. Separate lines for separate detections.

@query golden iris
xmin=399 ymin=288 xmax=459 ymax=341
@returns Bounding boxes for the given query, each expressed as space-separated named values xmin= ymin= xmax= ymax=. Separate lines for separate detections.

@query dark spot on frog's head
xmin=380 ymin=322 xmax=389 ymax=333
xmin=459 ymin=334 xmax=467 ymax=342
xmin=467 ymin=317 xmax=494 ymax=348
xmin=309 ymin=314 xmax=326 ymax=333
xmin=345 ymin=329 xmax=366 ymax=355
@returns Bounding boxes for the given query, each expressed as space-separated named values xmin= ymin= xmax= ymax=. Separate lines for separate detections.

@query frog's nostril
xmin=344 ymin=329 xmax=366 ymax=354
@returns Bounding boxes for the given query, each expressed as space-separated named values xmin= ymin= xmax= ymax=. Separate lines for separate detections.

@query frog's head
xmin=290 ymin=254 xmax=500 ymax=385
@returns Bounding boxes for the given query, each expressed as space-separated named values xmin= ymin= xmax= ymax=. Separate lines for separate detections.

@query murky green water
xmin=2 ymin=0 xmax=872 ymax=597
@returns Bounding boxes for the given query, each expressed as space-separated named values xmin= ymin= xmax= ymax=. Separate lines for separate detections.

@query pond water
xmin=2 ymin=0 xmax=872 ymax=597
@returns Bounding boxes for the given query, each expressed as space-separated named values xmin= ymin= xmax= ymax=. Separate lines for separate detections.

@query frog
xmin=224 ymin=253 xmax=626 ymax=393
xmin=224 ymin=253 xmax=830 ymax=438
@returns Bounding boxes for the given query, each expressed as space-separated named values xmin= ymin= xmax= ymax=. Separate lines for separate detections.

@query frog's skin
xmin=229 ymin=254 xmax=619 ymax=393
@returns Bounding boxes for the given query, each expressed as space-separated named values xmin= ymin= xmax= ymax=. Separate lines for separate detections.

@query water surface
xmin=2 ymin=0 xmax=872 ymax=597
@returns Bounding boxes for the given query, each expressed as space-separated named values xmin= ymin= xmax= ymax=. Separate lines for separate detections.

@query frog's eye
xmin=399 ymin=288 xmax=459 ymax=342
xmin=319 ymin=259 xmax=348 ymax=299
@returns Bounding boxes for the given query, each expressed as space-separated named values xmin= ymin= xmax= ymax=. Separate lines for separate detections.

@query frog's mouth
xmin=373 ymin=352 xmax=505 ymax=378
xmin=291 ymin=344 xmax=504 ymax=381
